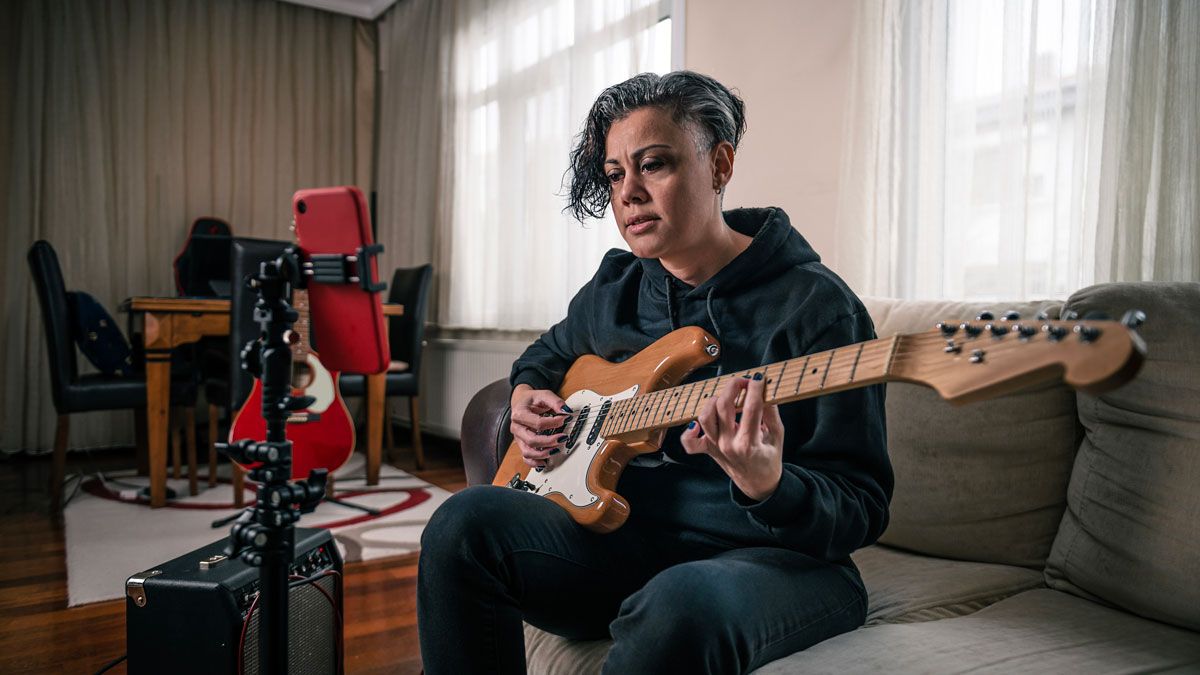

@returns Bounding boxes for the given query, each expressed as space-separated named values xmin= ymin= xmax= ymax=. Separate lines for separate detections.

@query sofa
xmin=457 ymin=281 xmax=1200 ymax=673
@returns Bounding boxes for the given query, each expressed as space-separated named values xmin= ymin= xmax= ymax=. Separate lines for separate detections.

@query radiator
xmin=390 ymin=338 xmax=528 ymax=439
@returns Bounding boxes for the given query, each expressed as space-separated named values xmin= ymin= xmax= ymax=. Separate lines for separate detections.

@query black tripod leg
xmin=324 ymin=496 xmax=381 ymax=515
xmin=211 ymin=508 xmax=251 ymax=528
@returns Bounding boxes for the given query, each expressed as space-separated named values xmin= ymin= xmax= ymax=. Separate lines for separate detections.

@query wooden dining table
xmin=121 ymin=297 xmax=402 ymax=507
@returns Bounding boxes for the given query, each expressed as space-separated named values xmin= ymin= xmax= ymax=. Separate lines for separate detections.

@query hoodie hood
xmin=638 ymin=206 xmax=820 ymax=300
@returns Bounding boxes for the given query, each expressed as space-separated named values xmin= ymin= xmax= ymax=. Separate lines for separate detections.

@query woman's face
xmin=605 ymin=107 xmax=724 ymax=260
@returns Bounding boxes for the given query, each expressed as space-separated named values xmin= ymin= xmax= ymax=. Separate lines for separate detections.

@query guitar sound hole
xmin=292 ymin=361 xmax=314 ymax=389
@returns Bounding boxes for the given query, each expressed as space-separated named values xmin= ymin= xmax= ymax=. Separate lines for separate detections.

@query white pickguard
xmin=300 ymin=354 xmax=335 ymax=413
xmin=521 ymin=384 xmax=640 ymax=508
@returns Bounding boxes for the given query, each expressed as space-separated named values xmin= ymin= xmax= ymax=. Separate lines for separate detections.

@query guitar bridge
xmin=507 ymin=473 xmax=537 ymax=492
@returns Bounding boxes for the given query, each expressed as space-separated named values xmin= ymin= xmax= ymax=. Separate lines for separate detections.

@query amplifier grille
xmin=242 ymin=574 xmax=338 ymax=675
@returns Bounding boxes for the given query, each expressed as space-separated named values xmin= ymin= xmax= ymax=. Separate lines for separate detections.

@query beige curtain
xmin=373 ymin=0 xmax=458 ymax=325
xmin=1093 ymin=1 xmax=1200 ymax=282
xmin=1 ymin=0 xmax=371 ymax=453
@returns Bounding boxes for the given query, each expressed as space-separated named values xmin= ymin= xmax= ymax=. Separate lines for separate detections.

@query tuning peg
xmin=987 ymin=322 xmax=1009 ymax=336
xmin=1002 ymin=310 xmax=1021 ymax=321
xmin=1082 ymin=311 xmax=1111 ymax=321
xmin=1043 ymin=324 xmax=1068 ymax=341
xmin=976 ymin=310 xmax=995 ymax=320
xmin=1015 ymin=324 xmax=1038 ymax=340
xmin=1121 ymin=309 xmax=1146 ymax=329
xmin=1061 ymin=309 xmax=1079 ymax=321
xmin=1074 ymin=324 xmax=1101 ymax=342
xmin=960 ymin=322 xmax=983 ymax=337
xmin=936 ymin=321 xmax=958 ymax=336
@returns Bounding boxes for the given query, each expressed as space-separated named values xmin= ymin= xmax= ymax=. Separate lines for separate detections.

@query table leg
xmin=145 ymin=353 xmax=172 ymax=508
xmin=366 ymin=372 xmax=386 ymax=485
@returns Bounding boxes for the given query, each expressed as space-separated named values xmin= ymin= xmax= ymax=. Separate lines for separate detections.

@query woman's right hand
xmin=509 ymin=384 xmax=572 ymax=468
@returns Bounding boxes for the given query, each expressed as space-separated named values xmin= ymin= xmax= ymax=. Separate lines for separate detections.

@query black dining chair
xmin=27 ymin=240 xmax=198 ymax=516
xmin=340 ymin=264 xmax=434 ymax=469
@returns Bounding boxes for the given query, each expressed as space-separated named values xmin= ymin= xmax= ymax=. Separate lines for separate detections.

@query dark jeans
xmin=417 ymin=484 xmax=867 ymax=674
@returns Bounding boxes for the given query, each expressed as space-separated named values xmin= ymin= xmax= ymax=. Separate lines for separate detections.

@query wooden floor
xmin=0 ymin=433 xmax=468 ymax=674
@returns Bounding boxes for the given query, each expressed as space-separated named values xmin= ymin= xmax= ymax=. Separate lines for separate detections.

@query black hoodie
xmin=509 ymin=207 xmax=892 ymax=562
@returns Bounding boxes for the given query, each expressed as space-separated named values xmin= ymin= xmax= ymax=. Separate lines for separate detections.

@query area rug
xmin=62 ymin=453 xmax=453 ymax=607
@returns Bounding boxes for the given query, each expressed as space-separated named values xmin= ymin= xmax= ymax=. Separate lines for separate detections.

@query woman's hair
xmin=565 ymin=70 xmax=747 ymax=222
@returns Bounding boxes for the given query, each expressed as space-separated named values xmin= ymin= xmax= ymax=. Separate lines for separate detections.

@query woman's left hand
xmin=681 ymin=372 xmax=785 ymax=501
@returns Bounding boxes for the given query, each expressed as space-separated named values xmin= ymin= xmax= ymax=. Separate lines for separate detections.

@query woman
xmin=417 ymin=70 xmax=892 ymax=674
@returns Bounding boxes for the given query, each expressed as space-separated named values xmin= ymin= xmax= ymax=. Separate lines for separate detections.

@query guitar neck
xmin=599 ymin=336 xmax=901 ymax=438
xmin=292 ymin=288 xmax=311 ymax=361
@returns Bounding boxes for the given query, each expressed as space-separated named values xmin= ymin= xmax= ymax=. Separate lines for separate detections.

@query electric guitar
xmin=228 ymin=287 xmax=356 ymax=480
xmin=493 ymin=312 xmax=1147 ymax=533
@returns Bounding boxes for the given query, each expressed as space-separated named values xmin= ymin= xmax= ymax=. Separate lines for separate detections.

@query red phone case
xmin=292 ymin=186 xmax=389 ymax=374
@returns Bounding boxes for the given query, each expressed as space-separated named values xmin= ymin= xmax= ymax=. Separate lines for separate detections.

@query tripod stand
xmin=214 ymin=251 xmax=331 ymax=675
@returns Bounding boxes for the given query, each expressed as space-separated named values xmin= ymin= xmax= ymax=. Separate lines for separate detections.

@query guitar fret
xmin=680 ymin=382 xmax=699 ymax=422
xmin=819 ymin=350 xmax=835 ymax=389
xmin=670 ymin=387 xmax=686 ymax=419
xmin=849 ymin=344 xmax=864 ymax=382
xmin=635 ymin=393 xmax=657 ymax=429
xmin=621 ymin=399 xmax=636 ymax=434
xmin=771 ymin=361 xmax=788 ymax=401
xmin=795 ymin=355 xmax=811 ymax=394
xmin=650 ymin=390 xmax=668 ymax=426
xmin=884 ymin=336 xmax=899 ymax=376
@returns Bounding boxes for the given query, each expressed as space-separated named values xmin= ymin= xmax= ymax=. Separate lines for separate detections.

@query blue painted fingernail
xmin=561 ymin=404 xmax=572 ymax=413
xmin=549 ymin=448 xmax=560 ymax=455
xmin=557 ymin=435 xmax=569 ymax=443
xmin=753 ymin=372 xmax=763 ymax=381
xmin=687 ymin=421 xmax=696 ymax=429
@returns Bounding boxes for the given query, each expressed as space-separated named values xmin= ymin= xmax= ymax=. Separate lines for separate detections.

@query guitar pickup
xmin=287 ymin=413 xmax=322 ymax=424
xmin=565 ymin=405 xmax=591 ymax=451
xmin=586 ymin=400 xmax=611 ymax=445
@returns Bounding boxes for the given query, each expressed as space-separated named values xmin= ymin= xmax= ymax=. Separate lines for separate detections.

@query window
xmin=892 ymin=0 xmax=1101 ymax=300
xmin=445 ymin=0 xmax=675 ymax=330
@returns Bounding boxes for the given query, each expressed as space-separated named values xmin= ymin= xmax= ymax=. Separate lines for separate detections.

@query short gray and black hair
xmin=564 ymin=70 xmax=747 ymax=222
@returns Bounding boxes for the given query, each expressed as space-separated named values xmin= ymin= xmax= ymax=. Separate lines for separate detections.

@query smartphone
xmin=292 ymin=186 xmax=390 ymax=374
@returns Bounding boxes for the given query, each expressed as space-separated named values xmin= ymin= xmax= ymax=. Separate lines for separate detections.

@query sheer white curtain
xmin=836 ymin=0 xmax=1199 ymax=301
xmin=382 ymin=0 xmax=672 ymax=331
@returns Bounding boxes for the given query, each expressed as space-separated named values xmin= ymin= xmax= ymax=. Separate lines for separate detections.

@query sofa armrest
xmin=460 ymin=378 xmax=514 ymax=486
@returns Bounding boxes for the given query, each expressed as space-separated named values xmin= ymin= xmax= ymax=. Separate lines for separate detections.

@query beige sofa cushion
xmin=854 ymin=544 xmax=1043 ymax=625
xmin=525 ymin=624 xmax=609 ymax=675
xmin=862 ymin=297 xmax=1078 ymax=568
xmin=523 ymin=544 xmax=1044 ymax=674
xmin=1046 ymin=282 xmax=1200 ymax=632
xmin=753 ymin=589 xmax=1200 ymax=674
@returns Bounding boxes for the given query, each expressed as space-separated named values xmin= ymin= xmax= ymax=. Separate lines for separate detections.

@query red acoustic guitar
xmin=493 ymin=313 xmax=1147 ymax=533
xmin=228 ymin=287 xmax=356 ymax=479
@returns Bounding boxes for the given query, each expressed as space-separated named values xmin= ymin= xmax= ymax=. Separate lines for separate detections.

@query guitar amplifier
xmin=125 ymin=527 xmax=343 ymax=675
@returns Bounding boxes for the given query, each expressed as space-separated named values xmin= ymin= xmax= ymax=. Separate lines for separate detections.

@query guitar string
xmin=602 ymin=329 xmax=1104 ymax=433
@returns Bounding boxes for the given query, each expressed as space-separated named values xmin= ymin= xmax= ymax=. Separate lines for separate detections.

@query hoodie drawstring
xmin=664 ymin=276 xmax=679 ymax=330
xmin=705 ymin=287 xmax=724 ymax=376
xmin=665 ymin=276 xmax=724 ymax=376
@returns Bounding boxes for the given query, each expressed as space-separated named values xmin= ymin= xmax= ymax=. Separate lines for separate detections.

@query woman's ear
xmin=711 ymin=140 xmax=735 ymax=191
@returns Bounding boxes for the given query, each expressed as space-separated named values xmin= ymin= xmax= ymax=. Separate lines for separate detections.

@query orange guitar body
xmin=493 ymin=327 xmax=719 ymax=534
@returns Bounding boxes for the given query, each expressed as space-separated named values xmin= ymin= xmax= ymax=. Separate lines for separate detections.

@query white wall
xmin=685 ymin=0 xmax=855 ymax=270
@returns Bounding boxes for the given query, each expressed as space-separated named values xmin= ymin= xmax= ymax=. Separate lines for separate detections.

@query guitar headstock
xmin=888 ymin=309 xmax=1147 ymax=404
